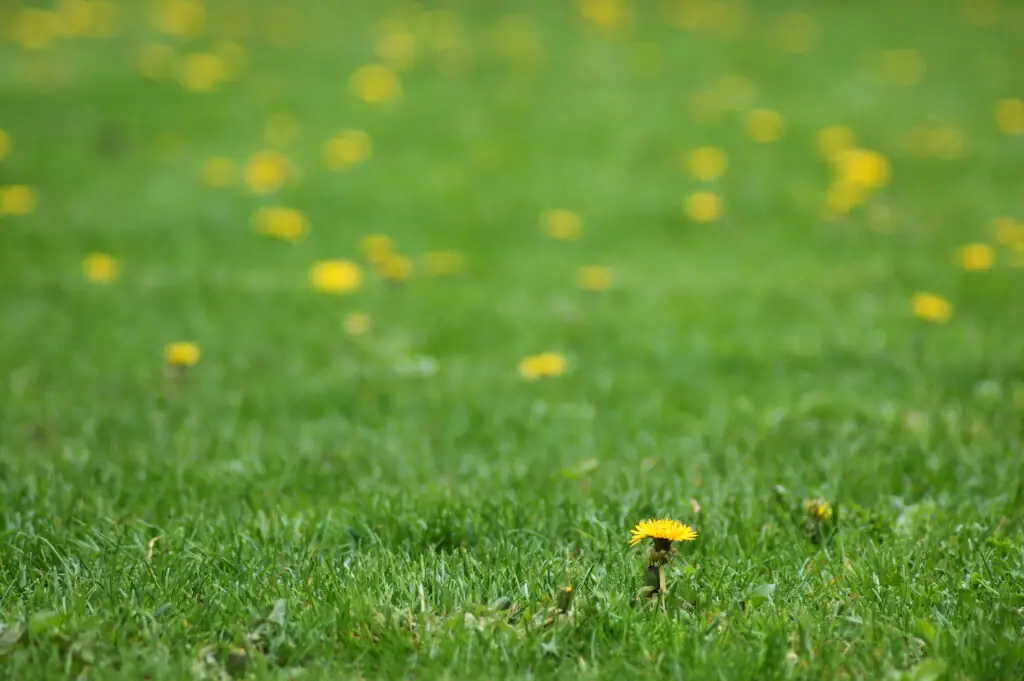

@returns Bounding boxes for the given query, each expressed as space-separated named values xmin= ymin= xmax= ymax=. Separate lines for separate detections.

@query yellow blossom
xmin=378 ymin=254 xmax=412 ymax=282
xmin=165 ymin=341 xmax=200 ymax=367
xmin=578 ymin=0 xmax=631 ymax=30
xmin=834 ymin=149 xmax=890 ymax=192
xmin=83 ymin=253 xmax=119 ymax=283
xmin=325 ymin=130 xmax=372 ymax=170
xmin=956 ymin=243 xmax=995 ymax=271
xmin=685 ymin=191 xmax=723 ymax=223
xmin=244 ymin=151 xmax=290 ymax=194
xmin=425 ymin=250 xmax=463 ymax=277
xmin=686 ymin=146 xmax=728 ymax=181
xmin=815 ymin=126 xmax=855 ymax=160
xmin=252 ymin=207 xmax=307 ymax=242
xmin=995 ymin=98 xmax=1024 ymax=135
xmin=578 ymin=266 xmax=612 ymax=292
xmin=912 ymin=292 xmax=952 ymax=323
xmin=376 ymin=27 xmax=417 ymax=70
xmin=310 ymin=260 xmax=362 ymax=294
xmin=629 ymin=518 xmax=698 ymax=547
xmin=518 ymin=352 xmax=567 ymax=380
xmin=152 ymin=0 xmax=206 ymax=38
xmin=202 ymin=157 xmax=236 ymax=188
xmin=991 ymin=217 xmax=1023 ymax=245
xmin=362 ymin=235 xmax=393 ymax=264
xmin=542 ymin=210 xmax=582 ymax=241
xmin=805 ymin=498 xmax=833 ymax=521
xmin=0 ymin=129 xmax=9 ymax=160
xmin=55 ymin=0 xmax=93 ymax=36
xmin=0 ymin=186 xmax=38 ymax=215
xmin=12 ymin=9 xmax=60 ymax=51
xmin=137 ymin=43 xmax=177 ymax=80
xmin=83 ymin=1 xmax=119 ymax=38
xmin=179 ymin=52 xmax=226 ymax=93
xmin=350 ymin=64 xmax=401 ymax=104
xmin=344 ymin=312 xmax=371 ymax=336
xmin=747 ymin=109 xmax=784 ymax=143
xmin=824 ymin=181 xmax=867 ymax=218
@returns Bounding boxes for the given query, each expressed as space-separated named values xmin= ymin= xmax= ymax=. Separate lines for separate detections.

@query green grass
xmin=2 ymin=0 xmax=1024 ymax=679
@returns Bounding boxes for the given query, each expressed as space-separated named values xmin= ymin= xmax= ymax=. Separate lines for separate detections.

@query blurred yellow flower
xmin=0 ymin=129 xmax=8 ymax=160
xmin=351 ymin=64 xmax=401 ymax=104
xmin=772 ymin=12 xmax=819 ymax=54
xmin=686 ymin=146 xmax=728 ymax=181
xmin=264 ymin=113 xmax=302 ymax=148
xmin=376 ymin=27 xmax=417 ymax=70
xmin=542 ymin=210 xmax=582 ymax=241
xmin=362 ymin=234 xmax=393 ymax=264
xmin=153 ymin=0 xmax=206 ymax=38
xmin=179 ymin=52 xmax=226 ymax=93
xmin=834 ymin=149 xmax=890 ymax=192
xmin=578 ymin=0 xmax=631 ymax=30
xmin=0 ymin=186 xmax=38 ymax=215
xmin=202 ymin=157 xmax=236 ymax=188
xmin=55 ymin=0 xmax=92 ymax=36
xmin=83 ymin=1 xmax=120 ymax=38
xmin=426 ymin=250 xmax=464 ymax=277
xmin=912 ymin=292 xmax=952 ymax=323
xmin=378 ymin=254 xmax=413 ymax=282
xmin=12 ymin=9 xmax=60 ymax=51
xmin=518 ymin=352 xmax=567 ymax=380
xmin=995 ymin=98 xmax=1024 ymax=135
xmin=824 ymin=181 xmax=866 ymax=218
xmin=310 ymin=260 xmax=362 ymax=294
xmin=685 ymin=191 xmax=723 ymax=223
xmin=344 ymin=311 xmax=371 ymax=336
xmin=956 ymin=243 xmax=995 ymax=271
xmin=747 ymin=109 xmax=784 ymax=143
xmin=83 ymin=253 xmax=119 ymax=283
xmin=578 ymin=266 xmax=612 ymax=292
xmin=165 ymin=341 xmax=200 ymax=367
xmin=805 ymin=498 xmax=833 ymax=521
xmin=137 ymin=43 xmax=177 ymax=80
xmin=245 ymin=151 xmax=290 ymax=194
xmin=325 ymin=130 xmax=372 ymax=170
xmin=816 ymin=125 xmax=855 ymax=159
xmin=252 ymin=207 xmax=307 ymax=242
xmin=991 ymin=217 xmax=1023 ymax=245
xmin=881 ymin=49 xmax=925 ymax=86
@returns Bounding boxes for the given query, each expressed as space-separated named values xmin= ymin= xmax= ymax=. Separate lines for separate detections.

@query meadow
xmin=1 ymin=0 xmax=1024 ymax=679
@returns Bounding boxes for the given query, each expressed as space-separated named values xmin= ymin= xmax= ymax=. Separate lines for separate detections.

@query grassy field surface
xmin=1 ymin=0 xmax=1023 ymax=678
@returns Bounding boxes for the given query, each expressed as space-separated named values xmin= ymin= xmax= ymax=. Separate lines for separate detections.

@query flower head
xmin=805 ymin=498 xmax=833 ymax=521
xmin=912 ymin=292 xmax=952 ymax=323
xmin=311 ymin=260 xmax=362 ymax=294
xmin=629 ymin=518 xmax=697 ymax=547
xmin=518 ymin=352 xmax=567 ymax=380
xmin=165 ymin=341 xmax=200 ymax=367
xmin=83 ymin=253 xmax=119 ymax=283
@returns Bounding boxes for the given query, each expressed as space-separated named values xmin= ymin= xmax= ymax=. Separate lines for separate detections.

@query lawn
xmin=1 ymin=0 xmax=1023 ymax=679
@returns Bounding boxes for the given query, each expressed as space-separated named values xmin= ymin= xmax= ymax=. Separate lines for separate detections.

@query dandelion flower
xmin=995 ymin=98 xmax=1024 ymax=135
xmin=378 ymin=254 xmax=412 ymax=282
xmin=165 ymin=341 xmax=200 ymax=367
xmin=325 ymin=130 xmax=372 ymax=170
xmin=245 ymin=151 xmax=290 ymax=194
xmin=911 ymin=292 xmax=952 ymax=323
xmin=685 ymin=191 xmax=723 ymax=223
xmin=0 ymin=185 xmax=38 ymax=215
xmin=956 ymin=243 xmax=995 ymax=271
xmin=834 ymin=148 xmax=890 ymax=192
xmin=816 ymin=125 xmax=855 ymax=160
xmin=805 ymin=498 xmax=833 ymax=521
xmin=83 ymin=253 xmax=119 ymax=283
xmin=629 ymin=518 xmax=698 ymax=548
xmin=310 ymin=260 xmax=362 ymax=294
xmin=152 ymin=0 xmax=206 ymax=38
xmin=362 ymin=234 xmax=393 ymax=264
xmin=202 ymin=157 xmax=236 ymax=188
xmin=518 ymin=352 xmax=567 ymax=380
xmin=578 ymin=265 xmax=612 ymax=292
xmin=252 ymin=207 xmax=307 ymax=242
xmin=350 ymin=64 xmax=401 ymax=104
xmin=578 ymin=0 xmax=631 ymax=30
xmin=179 ymin=52 xmax=226 ymax=93
xmin=376 ymin=28 xmax=417 ymax=70
xmin=542 ymin=210 xmax=582 ymax=241
xmin=686 ymin=146 xmax=727 ymax=181
xmin=747 ymin=109 xmax=784 ymax=143
xmin=991 ymin=217 xmax=1022 ymax=245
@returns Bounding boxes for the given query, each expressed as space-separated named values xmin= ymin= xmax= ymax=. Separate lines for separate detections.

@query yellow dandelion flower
xmin=325 ymin=130 xmax=372 ymax=170
xmin=991 ymin=217 xmax=1023 ymax=245
xmin=578 ymin=265 xmax=612 ymax=292
xmin=995 ymin=98 xmax=1024 ymax=135
xmin=137 ymin=43 xmax=177 ymax=81
xmin=310 ymin=260 xmax=362 ymax=294
xmin=0 ymin=185 xmax=38 ymax=215
xmin=202 ymin=156 xmax=236 ymax=188
xmin=542 ymin=210 xmax=582 ymax=241
xmin=244 ymin=151 xmax=290 ymax=194
xmin=362 ymin=234 xmax=394 ymax=264
xmin=350 ymin=64 xmax=401 ymax=104
xmin=252 ymin=207 xmax=307 ymax=242
xmin=824 ymin=180 xmax=867 ymax=218
xmin=12 ymin=9 xmax=59 ymax=51
xmin=179 ymin=52 xmax=226 ymax=93
xmin=956 ymin=243 xmax=995 ymax=271
xmin=881 ymin=49 xmax=925 ymax=86
xmin=834 ymin=148 xmax=890 ymax=192
xmin=912 ymin=292 xmax=952 ymax=323
xmin=686 ymin=146 xmax=728 ymax=181
xmin=344 ymin=312 xmax=371 ymax=336
xmin=83 ymin=253 xmax=119 ymax=283
xmin=578 ymin=0 xmax=631 ymax=30
xmin=376 ymin=28 xmax=417 ymax=70
xmin=164 ymin=341 xmax=200 ymax=367
xmin=685 ymin=191 xmax=723 ymax=223
xmin=772 ymin=12 xmax=819 ymax=54
xmin=55 ymin=0 xmax=92 ymax=37
xmin=378 ymin=254 xmax=412 ymax=282
xmin=747 ymin=109 xmax=784 ymax=143
xmin=153 ymin=0 xmax=206 ymax=38
xmin=805 ymin=498 xmax=833 ymax=521
xmin=816 ymin=125 xmax=855 ymax=160
xmin=425 ymin=249 xmax=463 ymax=277
xmin=0 ymin=129 xmax=9 ymax=160
xmin=629 ymin=518 xmax=698 ymax=547
xmin=518 ymin=352 xmax=567 ymax=380
xmin=83 ymin=1 xmax=120 ymax=38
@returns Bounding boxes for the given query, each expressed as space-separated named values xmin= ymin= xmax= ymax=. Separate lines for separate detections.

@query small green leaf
xmin=27 ymin=611 xmax=64 ymax=637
